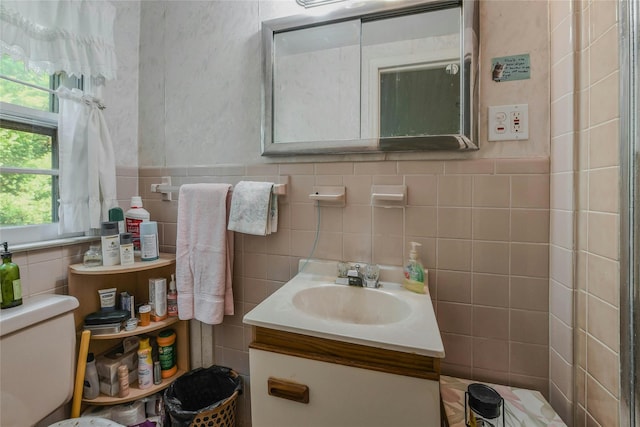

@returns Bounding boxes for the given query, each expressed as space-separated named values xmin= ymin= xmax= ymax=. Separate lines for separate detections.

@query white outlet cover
xmin=488 ymin=104 xmax=529 ymax=141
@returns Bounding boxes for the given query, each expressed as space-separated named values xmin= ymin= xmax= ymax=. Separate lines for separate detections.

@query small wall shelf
xmin=309 ymin=186 xmax=346 ymax=207
xmin=371 ymin=185 xmax=407 ymax=207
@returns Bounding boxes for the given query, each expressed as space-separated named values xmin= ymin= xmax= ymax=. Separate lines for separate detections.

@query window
xmin=0 ymin=54 xmax=82 ymax=244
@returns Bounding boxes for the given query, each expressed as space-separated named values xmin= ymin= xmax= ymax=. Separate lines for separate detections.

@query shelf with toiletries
xmin=69 ymin=253 xmax=175 ymax=275
xmin=67 ymin=253 xmax=190 ymax=408
xmin=88 ymin=316 xmax=180 ymax=340
xmin=82 ymin=368 xmax=187 ymax=406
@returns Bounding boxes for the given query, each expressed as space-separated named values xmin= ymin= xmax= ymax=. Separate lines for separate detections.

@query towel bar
xmin=151 ymin=176 xmax=288 ymax=201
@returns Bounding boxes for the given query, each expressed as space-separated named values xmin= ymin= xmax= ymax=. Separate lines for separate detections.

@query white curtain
xmin=0 ymin=1 xmax=119 ymax=234
xmin=57 ymin=88 xmax=117 ymax=233
xmin=0 ymin=1 xmax=117 ymax=80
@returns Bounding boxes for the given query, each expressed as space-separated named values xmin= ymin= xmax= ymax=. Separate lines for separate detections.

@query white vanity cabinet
xmin=249 ymin=327 xmax=441 ymax=427
xmin=243 ymin=260 xmax=445 ymax=427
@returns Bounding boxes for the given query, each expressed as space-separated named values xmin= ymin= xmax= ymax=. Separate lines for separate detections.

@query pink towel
xmin=176 ymin=183 xmax=234 ymax=324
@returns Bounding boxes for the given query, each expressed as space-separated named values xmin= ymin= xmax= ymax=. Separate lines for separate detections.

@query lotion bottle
xmin=403 ymin=241 xmax=427 ymax=294
xmin=137 ymin=337 xmax=154 ymax=390
xmin=100 ymin=221 xmax=120 ymax=266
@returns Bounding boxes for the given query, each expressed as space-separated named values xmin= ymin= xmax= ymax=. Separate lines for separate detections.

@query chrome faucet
xmin=347 ymin=264 xmax=364 ymax=287
xmin=335 ymin=262 xmax=364 ymax=286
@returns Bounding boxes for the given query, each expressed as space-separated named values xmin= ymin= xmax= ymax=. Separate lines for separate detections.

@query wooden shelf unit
xmin=84 ymin=369 xmax=187 ymax=406
xmin=68 ymin=253 xmax=190 ymax=407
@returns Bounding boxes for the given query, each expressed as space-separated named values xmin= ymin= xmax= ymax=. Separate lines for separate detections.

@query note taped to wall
xmin=491 ymin=53 xmax=531 ymax=82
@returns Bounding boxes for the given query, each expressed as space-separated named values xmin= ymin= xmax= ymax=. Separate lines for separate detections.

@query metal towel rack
xmin=151 ymin=176 xmax=288 ymax=201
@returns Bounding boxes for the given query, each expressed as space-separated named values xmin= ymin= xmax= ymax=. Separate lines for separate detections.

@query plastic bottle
xmin=83 ymin=353 xmax=100 ymax=400
xmin=140 ymin=221 xmax=159 ymax=261
xmin=157 ymin=329 xmax=177 ymax=378
xmin=167 ymin=274 xmax=178 ymax=317
xmin=403 ymin=242 xmax=427 ymax=294
xmin=109 ymin=207 xmax=126 ymax=234
xmin=0 ymin=242 xmax=22 ymax=309
xmin=139 ymin=304 xmax=151 ymax=326
xmin=153 ymin=361 xmax=162 ymax=385
xmin=120 ymin=233 xmax=135 ymax=266
xmin=100 ymin=221 xmax=120 ymax=266
xmin=137 ymin=337 xmax=154 ymax=390
xmin=125 ymin=196 xmax=150 ymax=256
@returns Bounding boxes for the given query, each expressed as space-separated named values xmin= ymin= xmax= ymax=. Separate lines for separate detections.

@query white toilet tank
xmin=0 ymin=294 xmax=79 ymax=427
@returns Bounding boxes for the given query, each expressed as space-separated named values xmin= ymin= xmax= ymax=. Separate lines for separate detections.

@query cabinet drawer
xmin=250 ymin=348 xmax=440 ymax=427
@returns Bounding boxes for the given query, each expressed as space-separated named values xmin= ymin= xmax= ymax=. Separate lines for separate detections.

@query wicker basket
xmin=189 ymin=388 xmax=240 ymax=427
xmin=165 ymin=366 xmax=242 ymax=427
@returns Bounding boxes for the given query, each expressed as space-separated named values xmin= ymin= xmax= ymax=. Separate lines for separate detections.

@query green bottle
xmin=1 ymin=242 xmax=23 ymax=309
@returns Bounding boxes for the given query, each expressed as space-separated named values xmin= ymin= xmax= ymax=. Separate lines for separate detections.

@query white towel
xmin=176 ymin=183 xmax=234 ymax=325
xmin=227 ymin=181 xmax=278 ymax=235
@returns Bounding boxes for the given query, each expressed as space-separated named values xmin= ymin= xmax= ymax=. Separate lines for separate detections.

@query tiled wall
xmin=549 ymin=0 xmax=577 ymax=424
xmin=140 ymin=157 xmax=550 ymax=426
xmin=550 ymin=1 xmax=621 ymax=426
xmin=9 ymin=245 xmax=86 ymax=300
xmin=575 ymin=1 xmax=621 ymax=426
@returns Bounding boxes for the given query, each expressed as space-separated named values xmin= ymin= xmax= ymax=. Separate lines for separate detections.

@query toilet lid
xmin=48 ymin=416 xmax=125 ymax=427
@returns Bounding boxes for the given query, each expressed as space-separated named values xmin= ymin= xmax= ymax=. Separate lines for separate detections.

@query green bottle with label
xmin=1 ymin=242 xmax=23 ymax=309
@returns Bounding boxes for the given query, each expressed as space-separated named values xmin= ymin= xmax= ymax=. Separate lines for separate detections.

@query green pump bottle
xmin=1 ymin=242 xmax=22 ymax=309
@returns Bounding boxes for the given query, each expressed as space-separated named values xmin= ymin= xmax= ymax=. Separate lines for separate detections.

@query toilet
xmin=0 ymin=294 xmax=81 ymax=426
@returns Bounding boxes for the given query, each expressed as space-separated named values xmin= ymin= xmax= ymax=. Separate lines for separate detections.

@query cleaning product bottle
xmin=83 ymin=352 xmax=100 ymax=400
xmin=125 ymin=196 xmax=150 ymax=256
xmin=167 ymin=274 xmax=178 ymax=317
xmin=403 ymin=242 xmax=427 ymax=294
xmin=0 ymin=242 xmax=22 ymax=309
xmin=137 ymin=337 xmax=154 ymax=390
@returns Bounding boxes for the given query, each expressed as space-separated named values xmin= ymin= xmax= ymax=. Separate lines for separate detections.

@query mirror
xmin=261 ymin=0 xmax=479 ymax=156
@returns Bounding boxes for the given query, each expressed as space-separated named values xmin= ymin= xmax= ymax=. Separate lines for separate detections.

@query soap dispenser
xmin=403 ymin=242 xmax=427 ymax=294
xmin=0 ymin=242 xmax=23 ymax=309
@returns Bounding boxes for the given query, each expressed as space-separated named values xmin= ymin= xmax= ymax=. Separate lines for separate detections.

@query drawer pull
xmin=268 ymin=377 xmax=310 ymax=404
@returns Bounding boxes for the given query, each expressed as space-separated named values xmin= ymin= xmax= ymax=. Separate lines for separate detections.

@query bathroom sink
xmin=292 ymin=284 xmax=410 ymax=325
xmin=243 ymin=259 xmax=444 ymax=358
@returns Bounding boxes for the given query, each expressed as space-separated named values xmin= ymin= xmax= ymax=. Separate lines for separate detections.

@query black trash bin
xmin=164 ymin=365 xmax=242 ymax=427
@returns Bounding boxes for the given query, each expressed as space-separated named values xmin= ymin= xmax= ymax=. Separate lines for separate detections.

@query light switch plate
xmin=488 ymin=104 xmax=529 ymax=141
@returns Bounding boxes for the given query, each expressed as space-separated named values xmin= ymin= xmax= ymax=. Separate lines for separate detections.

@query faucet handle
xmin=363 ymin=263 xmax=380 ymax=288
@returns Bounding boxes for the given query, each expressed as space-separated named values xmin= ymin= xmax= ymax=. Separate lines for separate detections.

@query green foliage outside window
xmin=0 ymin=54 xmax=56 ymax=226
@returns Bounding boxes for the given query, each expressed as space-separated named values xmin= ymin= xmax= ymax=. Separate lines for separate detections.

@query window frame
xmin=0 ymin=66 xmax=84 ymax=245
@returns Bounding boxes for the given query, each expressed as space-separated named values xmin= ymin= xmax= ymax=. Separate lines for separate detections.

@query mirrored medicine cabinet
xmin=261 ymin=0 xmax=479 ymax=156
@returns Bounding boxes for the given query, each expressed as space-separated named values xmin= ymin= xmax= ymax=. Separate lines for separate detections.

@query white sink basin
xmin=292 ymin=284 xmax=410 ymax=325
xmin=243 ymin=259 xmax=445 ymax=358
